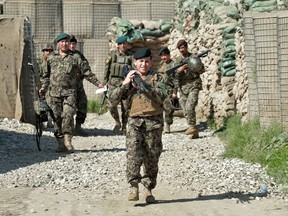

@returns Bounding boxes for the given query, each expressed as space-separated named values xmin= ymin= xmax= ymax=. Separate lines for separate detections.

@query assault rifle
xmin=166 ymin=49 xmax=211 ymax=77
xmin=98 ymin=90 xmax=107 ymax=115
xmin=132 ymin=73 xmax=152 ymax=94
xmin=28 ymin=62 xmax=55 ymax=151
xmin=122 ymin=64 xmax=152 ymax=94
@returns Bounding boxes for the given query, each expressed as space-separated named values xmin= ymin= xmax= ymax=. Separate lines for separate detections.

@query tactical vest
xmin=129 ymin=72 xmax=164 ymax=117
xmin=110 ymin=51 xmax=132 ymax=78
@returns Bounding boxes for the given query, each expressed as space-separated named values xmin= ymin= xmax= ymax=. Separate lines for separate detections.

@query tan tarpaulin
xmin=0 ymin=16 xmax=39 ymax=125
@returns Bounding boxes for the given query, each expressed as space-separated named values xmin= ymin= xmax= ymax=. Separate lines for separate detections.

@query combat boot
xmin=163 ymin=123 xmax=170 ymax=134
xmin=64 ymin=134 xmax=74 ymax=153
xmin=74 ymin=122 xmax=88 ymax=136
xmin=128 ymin=183 xmax=139 ymax=201
xmin=55 ymin=137 xmax=67 ymax=153
xmin=144 ymin=188 xmax=156 ymax=204
xmin=185 ymin=125 xmax=199 ymax=139
xmin=121 ymin=123 xmax=127 ymax=135
xmin=113 ymin=118 xmax=121 ymax=132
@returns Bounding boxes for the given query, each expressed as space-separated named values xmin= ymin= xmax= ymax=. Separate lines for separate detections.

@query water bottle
xmin=260 ymin=184 xmax=268 ymax=193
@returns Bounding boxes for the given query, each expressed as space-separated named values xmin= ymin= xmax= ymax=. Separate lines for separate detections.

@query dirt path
xmin=1 ymin=186 xmax=288 ymax=216
xmin=1 ymin=113 xmax=288 ymax=216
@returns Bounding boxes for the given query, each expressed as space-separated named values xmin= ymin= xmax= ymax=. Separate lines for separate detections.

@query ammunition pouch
xmin=110 ymin=52 xmax=132 ymax=78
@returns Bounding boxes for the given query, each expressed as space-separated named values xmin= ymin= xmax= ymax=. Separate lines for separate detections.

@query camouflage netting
xmin=106 ymin=17 xmax=173 ymax=71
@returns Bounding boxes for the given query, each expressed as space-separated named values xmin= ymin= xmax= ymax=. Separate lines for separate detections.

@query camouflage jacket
xmin=41 ymin=50 xmax=101 ymax=97
xmin=157 ymin=59 xmax=177 ymax=95
xmin=37 ymin=55 xmax=47 ymax=78
xmin=174 ymin=53 xmax=202 ymax=94
xmin=108 ymin=70 xmax=168 ymax=116
xmin=103 ymin=49 xmax=133 ymax=86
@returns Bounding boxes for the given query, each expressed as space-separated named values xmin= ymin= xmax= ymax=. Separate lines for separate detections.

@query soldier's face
xmin=134 ymin=57 xmax=152 ymax=75
xmin=117 ymin=42 xmax=128 ymax=54
xmin=178 ymin=45 xmax=188 ymax=56
xmin=69 ymin=42 xmax=77 ymax=51
xmin=160 ymin=53 xmax=171 ymax=63
xmin=57 ymin=39 xmax=70 ymax=53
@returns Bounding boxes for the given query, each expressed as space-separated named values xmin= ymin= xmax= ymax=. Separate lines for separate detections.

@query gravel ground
xmin=0 ymin=112 xmax=288 ymax=204
xmin=0 ymin=113 xmax=288 ymax=216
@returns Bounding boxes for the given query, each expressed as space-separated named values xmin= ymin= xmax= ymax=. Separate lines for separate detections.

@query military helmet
xmin=187 ymin=57 xmax=204 ymax=74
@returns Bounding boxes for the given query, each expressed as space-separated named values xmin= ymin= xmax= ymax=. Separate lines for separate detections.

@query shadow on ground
xmin=134 ymin=191 xmax=269 ymax=207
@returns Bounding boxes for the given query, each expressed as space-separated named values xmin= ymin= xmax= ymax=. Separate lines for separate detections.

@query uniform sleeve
xmin=80 ymin=59 xmax=101 ymax=86
xmin=103 ymin=54 xmax=112 ymax=85
xmin=40 ymin=57 xmax=51 ymax=90
xmin=107 ymin=83 xmax=129 ymax=107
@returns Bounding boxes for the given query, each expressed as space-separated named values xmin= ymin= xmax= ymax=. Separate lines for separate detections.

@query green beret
xmin=70 ymin=34 xmax=77 ymax=43
xmin=159 ymin=47 xmax=170 ymax=56
xmin=55 ymin=33 xmax=70 ymax=43
xmin=133 ymin=48 xmax=152 ymax=59
xmin=42 ymin=43 xmax=54 ymax=52
xmin=116 ymin=35 xmax=128 ymax=44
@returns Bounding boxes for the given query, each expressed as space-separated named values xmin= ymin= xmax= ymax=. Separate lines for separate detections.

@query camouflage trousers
xmin=47 ymin=94 xmax=76 ymax=138
xmin=163 ymin=97 xmax=175 ymax=125
xmin=125 ymin=114 xmax=163 ymax=190
xmin=178 ymin=88 xmax=200 ymax=126
xmin=76 ymin=80 xmax=87 ymax=124
xmin=107 ymin=83 xmax=128 ymax=127
xmin=107 ymin=99 xmax=128 ymax=125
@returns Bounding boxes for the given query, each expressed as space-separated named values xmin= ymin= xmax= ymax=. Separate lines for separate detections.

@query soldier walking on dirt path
xmin=69 ymin=34 xmax=89 ymax=136
xmin=174 ymin=39 xmax=205 ymax=139
xmin=37 ymin=43 xmax=54 ymax=128
xmin=39 ymin=33 xmax=103 ymax=153
xmin=108 ymin=48 xmax=168 ymax=203
xmin=157 ymin=47 xmax=178 ymax=134
xmin=104 ymin=35 xmax=133 ymax=134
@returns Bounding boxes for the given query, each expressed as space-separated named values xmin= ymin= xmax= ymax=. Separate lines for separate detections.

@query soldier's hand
xmin=123 ymin=70 xmax=136 ymax=86
xmin=177 ymin=64 xmax=188 ymax=73
xmin=98 ymin=83 xmax=104 ymax=88
xmin=172 ymin=92 xmax=178 ymax=99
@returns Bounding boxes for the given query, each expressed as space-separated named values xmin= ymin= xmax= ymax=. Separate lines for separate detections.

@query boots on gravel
xmin=128 ymin=183 xmax=139 ymax=201
xmin=113 ymin=118 xmax=122 ymax=133
xmin=144 ymin=188 xmax=156 ymax=204
xmin=185 ymin=125 xmax=199 ymax=139
xmin=55 ymin=137 xmax=67 ymax=153
xmin=64 ymin=134 xmax=74 ymax=153
xmin=74 ymin=122 xmax=88 ymax=136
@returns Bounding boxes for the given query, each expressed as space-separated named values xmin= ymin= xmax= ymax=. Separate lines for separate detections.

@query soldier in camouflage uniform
xmin=38 ymin=43 xmax=54 ymax=78
xmin=174 ymin=39 xmax=204 ymax=139
xmin=104 ymin=36 xmax=133 ymax=134
xmin=69 ymin=35 xmax=89 ymax=136
xmin=39 ymin=33 xmax=103 ymax=153
xmin=157 ymin=47 xmax=177 ymax=133
xmin=37 ymin=43 xmax=54 ymax=128
xmin=108 ymin=48 xmax=168 ymax=203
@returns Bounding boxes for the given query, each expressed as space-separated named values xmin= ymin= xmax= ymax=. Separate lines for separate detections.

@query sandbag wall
xmin=169 ymin=0 xmax=285 ymax=128
xmin=168 ymin=0 xmax=243 ymax=127
xmin=106 ymin=17 xmax=173 ymax=71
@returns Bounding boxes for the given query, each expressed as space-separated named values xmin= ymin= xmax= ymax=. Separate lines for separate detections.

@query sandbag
xmin=251 ymin=5 xmax=277 ymax=11
xmin=252 ymin=0 xmax=277 ymax=8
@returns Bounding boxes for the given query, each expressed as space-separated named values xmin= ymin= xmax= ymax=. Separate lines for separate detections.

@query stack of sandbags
xmin=106 ymin=17 xmax=173 ymax=70
xmin=219 ymin=25 xmax=238 ymax=76
xmin=168 ymin=0 xmax=245 ymax=127
xmin=243 ymin=0 xmax=278 ymax=11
